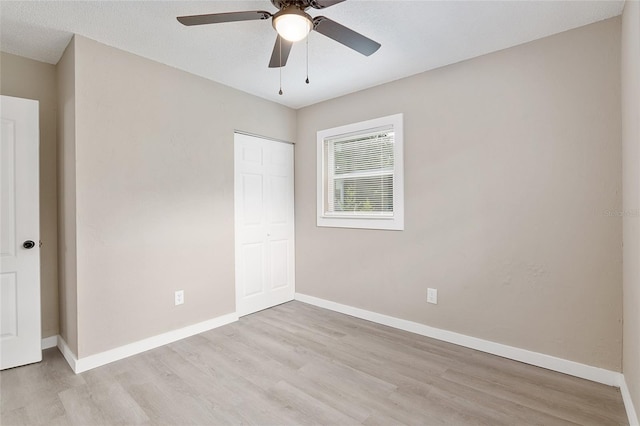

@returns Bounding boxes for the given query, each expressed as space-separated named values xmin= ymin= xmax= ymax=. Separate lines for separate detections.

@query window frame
xmin=316 ymin=113 xmax=404 ymax=231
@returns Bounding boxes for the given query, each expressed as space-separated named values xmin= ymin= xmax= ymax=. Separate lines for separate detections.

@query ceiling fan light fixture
xmin=273 ymin=7 xmax=312 ymax=42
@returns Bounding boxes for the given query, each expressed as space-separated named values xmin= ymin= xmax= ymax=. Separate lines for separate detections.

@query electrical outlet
xmin=175 ymin=290 xmax=184 ymax=306
xmin=427 ymin=288 xmax=438 ymax=304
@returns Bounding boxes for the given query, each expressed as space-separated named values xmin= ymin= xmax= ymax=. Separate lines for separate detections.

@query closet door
xmin=234 ymin=133 xmax=294 ymax=316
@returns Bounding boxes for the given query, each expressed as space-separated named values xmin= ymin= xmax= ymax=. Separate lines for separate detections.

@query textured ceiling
xmin=0 ymin=1 xmax=625 ymax=109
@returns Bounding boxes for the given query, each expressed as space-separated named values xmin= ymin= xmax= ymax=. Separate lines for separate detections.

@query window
xmin=317 ymin=113 xmax=404 ymax=230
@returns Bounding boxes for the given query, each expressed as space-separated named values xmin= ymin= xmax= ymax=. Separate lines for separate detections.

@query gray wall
xmin=295 ymin=18 xmax=623 ymax=371
xmin=56 ymin=39 xmax=78 ymax=353
xmin=59 ymin=36 xmax=297 ymax=358
xmin=4 ymin=12 xmax=629 ymax=381
xmin=1 ymin=51 xmax=59 ymax=340
xmin=622 ymin=0 xmax=640 ymax=415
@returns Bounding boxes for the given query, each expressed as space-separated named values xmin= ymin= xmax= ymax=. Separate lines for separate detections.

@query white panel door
xmin=0 ymin=95 xmax=41 ymax=370
xmin=234 ymin=133 xmax=294 ymax=316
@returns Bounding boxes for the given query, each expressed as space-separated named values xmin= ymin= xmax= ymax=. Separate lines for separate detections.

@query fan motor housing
xmin=271 ymin=0 xmax=311 ymax=11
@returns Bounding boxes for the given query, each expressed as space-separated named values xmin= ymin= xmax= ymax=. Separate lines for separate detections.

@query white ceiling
xmin=0 ymin=1 xmax=625 ymax=109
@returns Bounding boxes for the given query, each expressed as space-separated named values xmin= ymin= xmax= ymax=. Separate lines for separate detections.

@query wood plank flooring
xmin=0 ymin=301 xmax=628 ymax=425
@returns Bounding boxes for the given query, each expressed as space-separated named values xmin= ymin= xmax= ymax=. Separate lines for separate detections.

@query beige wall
xmin=56 ymin=39 xmax=78 ymax=354
xmin=1 ymin=52 xmax=59 ymax=339
xmin=62 ymin=36 xmax=296 ymax=358
xmin=622 ymin=0 xmax=640 ymax=415
xmin=296 ymin=18 xmax=623 ymax=370
xmin=6 ymin=9 xmax=626 ymax=378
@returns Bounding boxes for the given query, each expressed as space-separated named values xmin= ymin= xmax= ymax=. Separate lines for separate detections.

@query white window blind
xmin=324 ymin=126 xmax=395 ymax=216
xmin=317 ymin=113 xmax=404 ymax=231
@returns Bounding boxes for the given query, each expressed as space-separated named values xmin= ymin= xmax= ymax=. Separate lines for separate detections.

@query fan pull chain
xmin=278 ymin=37 xmax=283 ymax=95
xmin=305 ymin=35 xmax=310 ymax=84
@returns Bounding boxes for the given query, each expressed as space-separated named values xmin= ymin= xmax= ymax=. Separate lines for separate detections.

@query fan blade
xmin=177 ymin=11 xmax=271 ymax=26
xmin=313 ymin=16 xmax=380 ymax=56
xmin=309 ymin=0 xmax=347 ymax=9
xmin=268 ymin=35 xmax=293 ymax=68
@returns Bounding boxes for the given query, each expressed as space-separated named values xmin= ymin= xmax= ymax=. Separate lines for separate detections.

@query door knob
xmin=22 ymin=240 xmax=35 ymax=249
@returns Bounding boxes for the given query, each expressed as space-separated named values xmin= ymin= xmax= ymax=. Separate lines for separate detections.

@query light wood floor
xmin=1 ymin=301 xmax=628 ymax=425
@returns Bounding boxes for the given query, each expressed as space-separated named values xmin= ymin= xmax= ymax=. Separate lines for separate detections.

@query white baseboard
xmin=57 ymin=335 xmax=78 ymax=372
xmin=294 ymin=293 xmax=621 ymax=387
xmin=56 ymin=312 xmax=238 ymax=374
xmin=41 ymin=335 xmax=58 ymax=350
xmin=620 ymin=376 xmax=640 ymax=426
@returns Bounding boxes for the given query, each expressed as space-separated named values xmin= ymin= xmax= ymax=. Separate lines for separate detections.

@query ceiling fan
xmin=177 ymin=0 xmax=381 ymax=69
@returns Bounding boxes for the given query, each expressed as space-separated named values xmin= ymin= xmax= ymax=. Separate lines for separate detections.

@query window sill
xmin=317 ymin=215 xmax=404 ymax=231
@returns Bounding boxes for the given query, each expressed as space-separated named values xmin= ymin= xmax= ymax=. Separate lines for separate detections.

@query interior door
xmin=1 ymin=95 xmax=41 ymax=370
xmin=234 ymin=132 xmax=295 ymax=316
